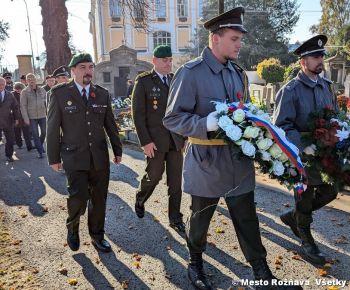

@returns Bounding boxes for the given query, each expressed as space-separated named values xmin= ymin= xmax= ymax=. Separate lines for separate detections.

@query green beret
xmin=68 ymin=53 xmax=93 ymax=67
xmin=153 ymin=45 xmax=172 ymax=58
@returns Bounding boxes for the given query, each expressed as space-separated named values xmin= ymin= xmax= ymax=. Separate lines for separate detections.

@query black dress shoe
xmin=170 ymin=221 xmax=186 ymax=233
xmin=280 ymin=211 xmax=300 ymax=238
xmin=91 ymin=238 xmax=112 ymax=253
xmin=135 ymin=201 xmax=145 ymax=218
xmin=67 ymin=231 xmax=80 ymax=251
xmin=300 ymin=242 xmax=326 ymax=265
xmin=6 ymin=157 xmax=14 ymax=162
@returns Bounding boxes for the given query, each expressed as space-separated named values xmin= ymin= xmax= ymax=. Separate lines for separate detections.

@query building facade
xmin=89 ymin=0 xmax=203 ymax=69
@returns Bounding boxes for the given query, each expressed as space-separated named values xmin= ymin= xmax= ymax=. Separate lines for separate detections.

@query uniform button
xmin=86 ymin=111 xmax=89 ymax=115
xmin=87 ymin=122 xmax=91 ymax=125
xmin=89 ymin=132 xmax=91 ymax=135
xmin=89 ymin=143 xmax=92 ymax=146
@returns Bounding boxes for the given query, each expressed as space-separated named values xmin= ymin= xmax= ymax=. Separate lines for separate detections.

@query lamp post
xmin=11 ymin=0 xmax=35 ymax=71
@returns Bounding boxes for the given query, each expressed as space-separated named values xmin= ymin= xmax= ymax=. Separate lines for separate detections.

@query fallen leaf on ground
xmin=334 ymin=235 xmax=348 ymax=244
xmin=133 ymin=261 xmax=141 ymax=269
xmin=221 ymin=220 xmax=228 ymax=225
xmin=208 ymin=241 xmax=216 ymax=247
xmin=215 ymin=227 xmax=225 ymax=234
xmin=83 ymin=241 xmax=90 ymax=246
xmin=42 ymin=207 xmax=49 ymax=213
xmin=95 ymin=257 xmax=101 ymax=264
xmin=323 ymin=263 xmax=332 ymax=269
xmin=11 ymin=239 xmax=22 ymax=245
xmin=318 ymin=268 xmax=327 ymax=277
xmin=32 ymin=268 xmax=39 ymax=274
xmin=21 ymin=213 xmax=27 ymax=218
xmin=68 ymin=278 xmax=78 ymax=285
xmin=292 ymin=255 xmax=303 ymax=261
xmin=166 ymin=246 xmax=171 ymax=250
xmin=121 ymin=280 xmax=129 ymax=289
xmin=133 ymin=254 xmax=142 ymax=261
xmin=233 ymin=245 xmax=239 ymax=250
xmin=58 ymin=268 xmax=68 ymax=275
xmin=153 ymin=217 xmax=159 ymax=222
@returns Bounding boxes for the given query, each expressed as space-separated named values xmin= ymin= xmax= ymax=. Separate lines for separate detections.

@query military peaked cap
xmin=293 ymin=35 xmax=328 ymax=57
xmin=53 ymin=66 xmax=70 ymax=77
xmin=203 ymin=7 xmax=247 ymax=33
xmin=68 ymin=53 xmax=93 ymax=67
xmin=153 ymin=45 xmax=172 ymax=58
xmin=2 ymin=72 xmax=12 ymax=78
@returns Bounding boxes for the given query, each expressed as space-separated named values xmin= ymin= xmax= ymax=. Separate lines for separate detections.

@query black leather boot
xmin=187 ymin=253 xmax=213 ymax=290
xmin=298 ymin=227 xmax=326 ymax=265
xmin=250 ymin=259 xmax=303 ymax=290
xmin=280 ymin=211 xmax=300 ymax=238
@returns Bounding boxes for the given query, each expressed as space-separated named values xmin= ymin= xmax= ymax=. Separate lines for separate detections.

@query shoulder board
xmin=285 ymin=79 xmax=299 ymax=91
xmin=135 ymin=71 xmax=152 ymax=81
xmin=231 ymin=62 xmax=246 ymax=74
xmin=94 ymin=84 xmax=108 ymax=92
xmin=51 ymin=82 xmax=68 ymax=91
xmin=184 ymin=56 xmax=203 ymax=69
xmin=322 ymin=76 xmax=333 ymax=84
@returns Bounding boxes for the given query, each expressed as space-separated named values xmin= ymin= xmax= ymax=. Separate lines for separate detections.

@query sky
xmin=0 ymin=0 xmax=322 ymax=67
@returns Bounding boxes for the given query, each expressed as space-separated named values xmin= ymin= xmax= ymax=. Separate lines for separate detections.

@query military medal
xmin=67 ymin=101 xmax=72 ymax=106
xmin=153 ymin=97 xmax=158 ymax=110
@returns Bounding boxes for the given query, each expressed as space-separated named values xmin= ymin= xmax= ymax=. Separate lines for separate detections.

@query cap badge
xmin=318 ymin=39 xmax=323 ymax=47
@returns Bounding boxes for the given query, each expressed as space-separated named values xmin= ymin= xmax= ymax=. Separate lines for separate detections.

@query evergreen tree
xmin=0 ymin=20 xmax=9 ymax=62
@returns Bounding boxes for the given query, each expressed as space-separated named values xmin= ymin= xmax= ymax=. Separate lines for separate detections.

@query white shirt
xmin=0 ymin=90 xmax=4 ymax=102
xmin=74 ymin=81 xmax=90 ymax=99
xmin=155 ymin=70 xmax=168 ymax=86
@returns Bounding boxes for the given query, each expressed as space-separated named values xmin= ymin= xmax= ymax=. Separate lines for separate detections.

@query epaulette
xmin=184 ymin=56 xmax=203 ymax=69
xmin=135 ymin=71 xmax=152 ymax=81
xmin=322 ymin=76 xmax=333 ymax=84
xmin=51 ymin=82 xmax=68 ymax=91
xmin=94 ymin=84 xmax=108 ymax=92
xmin=285 ymin=79 xmax=299 ymax=91
xmin=231 ymin=62 xmax=246 ymax=74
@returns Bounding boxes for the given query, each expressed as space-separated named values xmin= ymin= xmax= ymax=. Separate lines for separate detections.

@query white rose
xmin=246 ymin=103 xmax=257 ymax=111
xmin=265 ymin=130 xmax=274 ymax=139
xmin=303 ymin=144 xmax=317 ymax=156
xmin=225 ymin=124 xmax=242 ymax=141
xmin=279 ymin=153 xmax=289 ymax=163
xmin=269 ymin=143 xmax=283 ymax=159
xmin=218 ymin=115 xmax=233 ymax=130
xmin=288 ymin=167 xmax=297 ymax=177
xmin=260 ymin=150 xmax=271 ymax=161
xmin=256 ymin=109 xmax=264 ymax=115
xmin=257 ymin=138 xmax=273 ymax=150
xmin=241 ymin=140 xmax=256 ymax=157
xmin=215 ymin=102 xmax=228 ymax=113
xmin=272 ymin=160 xmax=285 ymax=176
xmin=232 ymin=109 xmax=246 ymax=123
xmin=243 ymin=126 xmax=261 ymax=139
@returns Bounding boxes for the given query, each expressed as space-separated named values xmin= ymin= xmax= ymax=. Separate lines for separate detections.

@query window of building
xmin=153 ymin=31 xmax=171 ymax=48
xmin=198 ymin=0 xmax=203 ymax=17
xmin=103 ymin=72 xmax=111 ymax=83
xmin=155 ymin=0 xmax=167 ymax=18
xmin=177 ymin=0 xmax=188 ymax=18
xmin=109 ymin=0 xmax=121 ymax=18
xmin=133 ymin=0 xmax=144 ymax=19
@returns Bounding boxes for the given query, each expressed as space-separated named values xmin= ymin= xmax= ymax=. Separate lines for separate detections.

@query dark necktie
xmin=82 ymin=88 xmax=88 ymax=106
xmin=162 ymin=75 xmax=168 ymax=87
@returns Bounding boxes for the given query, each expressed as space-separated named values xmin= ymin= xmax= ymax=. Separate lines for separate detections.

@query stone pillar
xmin=344 ymin=74 xmax=350 ymax=97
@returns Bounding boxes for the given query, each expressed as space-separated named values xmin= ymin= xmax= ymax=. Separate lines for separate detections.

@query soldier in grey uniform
xmin=47 ymin=53 xmax=123 ymax=253
xmin=273 ymin=35 xmax=337 ymax=265
xmin=164 ymin=7 xmax=301 ymax=290
xmin=132 ymin=45 xmax=185 ymax=233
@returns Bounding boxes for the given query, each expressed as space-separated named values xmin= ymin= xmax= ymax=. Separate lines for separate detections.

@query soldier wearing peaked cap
xmin=273 ymin=35 xmax=337 ymax=266
xmin=164 ymin=7 xmax=301 ymax=290
xmin=53 ymin=65 xmax=70 ymax=84
xmin=2 ymin=72 xmax=14 ymax=91
xmin=131 ymin=45 xmax=186 ymax=233
xmin=47 ymin=52 xmax=122 ymax=253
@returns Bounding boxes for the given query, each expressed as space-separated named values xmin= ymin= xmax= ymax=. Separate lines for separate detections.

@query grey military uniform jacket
xmin=163 ymin=47 xmax=255 ymax=198
xmin=47 ymin=80 xmax=122 ymax=171
xmin=273 ymin=70 xmax=336 ymax=185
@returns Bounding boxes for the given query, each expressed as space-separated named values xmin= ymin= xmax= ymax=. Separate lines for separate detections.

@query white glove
xmin=206 ymin=111 xmax=219 ymax=132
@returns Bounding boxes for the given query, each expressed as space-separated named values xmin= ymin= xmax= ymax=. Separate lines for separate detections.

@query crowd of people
xmin=0 ymin=6 xmax=342 ymax=290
